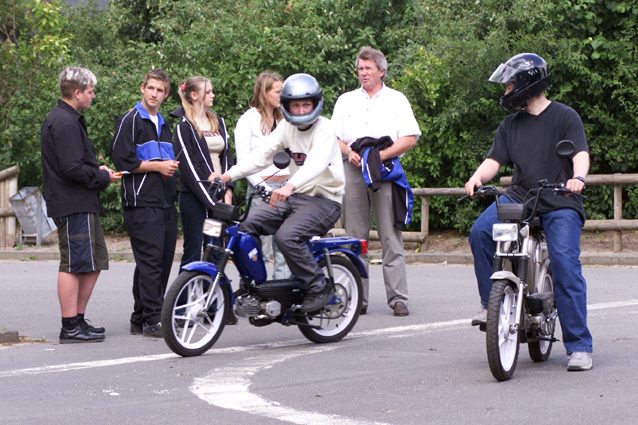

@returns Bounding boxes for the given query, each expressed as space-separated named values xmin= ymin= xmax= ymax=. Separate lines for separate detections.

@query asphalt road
xmin=1 ymin=260 xmax=637 ymax=424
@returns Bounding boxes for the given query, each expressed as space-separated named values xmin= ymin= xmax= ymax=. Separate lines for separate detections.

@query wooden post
xmin=614 ymin=179 xmax=622 ymax=253
xmin=420 ymin=195 xmax=429 ymax=252
xmin=0 ymin=165 xmax=19 ymax=248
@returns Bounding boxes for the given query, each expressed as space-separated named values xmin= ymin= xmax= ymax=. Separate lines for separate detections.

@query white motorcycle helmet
xmin=280 ymin=73 xmax=323 ymax=127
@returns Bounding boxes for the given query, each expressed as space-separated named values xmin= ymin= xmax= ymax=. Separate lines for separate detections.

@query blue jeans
xmin=469 ymin=197 xmax=593 ymax=354
xmin=247 ymin=182 xmax=291 ymax=279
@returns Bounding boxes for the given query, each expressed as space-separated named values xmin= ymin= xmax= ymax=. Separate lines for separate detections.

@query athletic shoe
xmin=301 ymin=283 xmax=335 ymax=313
xmin=130 ymin=321 xmax=143 ymax=335
xmin=471 ymin=306 xmax=487 ymax=326
xmin=59 ymin=326 xmax=105 ymax=344
xmin=79 ymin=318 xmax=105 ymax=335
xmin=143 ymin=322 xmax=163 ymax=338
xmin=567 ymin=352 xmax=593 ymax=371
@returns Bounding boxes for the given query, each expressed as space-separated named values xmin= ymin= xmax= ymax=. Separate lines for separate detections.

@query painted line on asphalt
xmin=191 ymin=345 xmax=390 ymax=425
xmin=2 ymin=298 xmax=637 ymax=380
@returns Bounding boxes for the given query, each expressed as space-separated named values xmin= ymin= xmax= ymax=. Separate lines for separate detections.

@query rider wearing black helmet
xmin=465 ymin=53 xmax=594 ymax=372
xmin=215 ymin=73 xmax=345 ymax=313
xmin=489 ymin=53 xmax=552 ymax=112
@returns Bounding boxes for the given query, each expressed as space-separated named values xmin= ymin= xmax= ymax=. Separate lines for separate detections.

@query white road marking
xmin=2 ymin=298 xmax=637 ymax=379
xmin=191 ymin=345 xmax=390 ymax=425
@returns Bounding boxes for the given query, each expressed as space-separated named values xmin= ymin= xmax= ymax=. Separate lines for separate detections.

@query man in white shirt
xmin=332 ymin=46 xmax=421 ymax=316
xmin=215 ymin=74 xmax=345 ymax=313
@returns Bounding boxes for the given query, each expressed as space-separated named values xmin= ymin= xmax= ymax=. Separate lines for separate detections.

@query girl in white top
xmin=234 ymin=71 xmax=290 ymax=279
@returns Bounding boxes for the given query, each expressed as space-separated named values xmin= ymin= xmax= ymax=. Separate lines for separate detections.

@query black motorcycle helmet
xmin=489 ymin=53 xmax=551 ymax=112
xmin=280 ymin=73 xmax=323 ymax=127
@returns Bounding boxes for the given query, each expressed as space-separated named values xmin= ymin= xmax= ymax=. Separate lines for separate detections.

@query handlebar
xmin=458 ymin=181 xmax=585 ymax=224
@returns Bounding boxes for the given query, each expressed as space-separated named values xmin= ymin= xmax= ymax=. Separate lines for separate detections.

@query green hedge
xmin=1 ymin=0 xmax=637 ymax=233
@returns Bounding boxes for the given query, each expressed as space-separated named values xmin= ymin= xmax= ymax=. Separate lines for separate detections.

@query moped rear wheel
xmin=299 ymin=255 xmax=362 ymax=343
xmin=161 ymin=271 xmax=230 ymax=357
xmin=486 ymin=279 xmax=520 ymax=381
xmin=528 ymin=264 xmax=555 ymax=362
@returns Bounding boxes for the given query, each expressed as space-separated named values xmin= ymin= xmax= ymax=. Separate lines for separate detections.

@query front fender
xmin=490 ymin=270 xmax=521 ymax=285
xmin=314 ymin=249 xmax=368 ymax=279
xmin=181 ymin=261 xmax=233 ymax=304
xmin=181 ymin=261 xmax=220 ymax=278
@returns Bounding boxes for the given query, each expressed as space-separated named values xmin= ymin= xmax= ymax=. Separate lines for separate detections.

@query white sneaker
xmin=567 ymin=352 xmax=593 ymax=371
xmin=471 ymin=306 xmax=487 ymax=326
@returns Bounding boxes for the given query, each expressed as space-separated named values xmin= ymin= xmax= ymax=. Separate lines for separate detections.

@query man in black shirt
xmin=41 ymin=67 xmax=120 ymax=343
xmin=464 ymin=53 xmax=593 ymax=371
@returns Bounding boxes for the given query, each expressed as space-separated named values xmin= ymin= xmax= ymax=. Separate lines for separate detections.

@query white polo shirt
xmin=332 ymin=84 xmax=421 ymax=145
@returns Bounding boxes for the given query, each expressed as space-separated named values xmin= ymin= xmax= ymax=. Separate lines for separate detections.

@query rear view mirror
xmin=273 ymin=151 xmax=291 ymax=169
xmin=556 ymin=140 xmax=575 ymax=159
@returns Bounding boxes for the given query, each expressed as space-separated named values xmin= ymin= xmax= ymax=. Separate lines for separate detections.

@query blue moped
xmin=161 ymin=152 xmax=367 ymax=357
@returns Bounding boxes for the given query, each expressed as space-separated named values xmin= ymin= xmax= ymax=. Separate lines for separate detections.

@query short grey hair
xmin=59 ymin=67 xmax=97 ymax=98
xmin=355 ymin=46 xmax=388 ymax=79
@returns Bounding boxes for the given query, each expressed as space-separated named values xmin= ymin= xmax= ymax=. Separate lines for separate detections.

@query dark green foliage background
xmin=1 ymin=0 xmax=637 ymax=233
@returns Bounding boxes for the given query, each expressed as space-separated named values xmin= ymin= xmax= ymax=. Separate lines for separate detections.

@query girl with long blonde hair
xmin=170 ymin=76 xmax=234 ymax=271
xmin=234 ymin=70 xmax=290 ymax=279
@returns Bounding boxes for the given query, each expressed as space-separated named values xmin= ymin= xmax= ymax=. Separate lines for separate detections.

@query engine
xmin=234 ymin=295 xmax=281 ymax=318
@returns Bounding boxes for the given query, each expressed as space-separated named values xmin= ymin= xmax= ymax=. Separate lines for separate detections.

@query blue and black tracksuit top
xmin=351 ymin=136 xmax=414 ymax=230
xmin=111 ymin=102 xmax=177 ymax=208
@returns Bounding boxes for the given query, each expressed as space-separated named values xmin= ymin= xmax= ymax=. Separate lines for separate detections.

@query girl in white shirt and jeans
xmin=234 ymin=71 xmax=291 ymax=279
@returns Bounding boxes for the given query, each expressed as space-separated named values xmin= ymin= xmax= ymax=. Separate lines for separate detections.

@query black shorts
xmin=54 ymin=213 xmax=109 ymax=273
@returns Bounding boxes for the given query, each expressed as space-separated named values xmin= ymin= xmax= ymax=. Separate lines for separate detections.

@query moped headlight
xmin=492 ymin=223 xmax=518 ymax=241
xmin=203 ymin=219 xmax=223 ymax=237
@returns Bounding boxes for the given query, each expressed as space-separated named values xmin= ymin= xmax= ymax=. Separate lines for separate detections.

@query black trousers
xmin=123 ymin=206 xmax=178 ymax=325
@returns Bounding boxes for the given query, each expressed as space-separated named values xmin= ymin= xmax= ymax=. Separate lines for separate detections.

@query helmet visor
xmin=489 ymin=62 xmax=517 ymax=84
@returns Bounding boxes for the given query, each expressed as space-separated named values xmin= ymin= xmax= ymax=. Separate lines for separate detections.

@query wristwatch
xmin=573 ymin=176 xmax=586 ymax=183
xmin=344 ymin=148 xmax=352 ymax=161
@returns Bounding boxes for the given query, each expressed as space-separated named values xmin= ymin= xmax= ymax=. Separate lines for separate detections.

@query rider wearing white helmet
xmin=215 ymin=73 xmax=345 ymax=312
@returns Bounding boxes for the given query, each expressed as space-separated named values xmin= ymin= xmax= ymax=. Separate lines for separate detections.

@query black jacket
xmin=111 ymin=102 xmax=177 ymax=208
xmin=40 ymin=99 xmax=110 ymax=217
xmin=169 ymin=107 xmax=234 ymax=209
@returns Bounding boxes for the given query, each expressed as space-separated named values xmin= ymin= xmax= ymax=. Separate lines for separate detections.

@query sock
xmin=62 ymin=316 xmax=78 ymax=330
xmin=77 ymin=313 xmax=85 ymax=323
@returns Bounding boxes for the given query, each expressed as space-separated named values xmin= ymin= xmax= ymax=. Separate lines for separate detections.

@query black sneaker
xmin=59 ymin=325 xmax=105 ymax=344
xmin=143 ymin=322 xmax=163 ymax=338
xmin=79 ymin=319 xmax=105 ymax=335
xmin=130 ymin=321 xmax=143 ymax=335
xmin=301 ymin=283 xmax=335 ymax=313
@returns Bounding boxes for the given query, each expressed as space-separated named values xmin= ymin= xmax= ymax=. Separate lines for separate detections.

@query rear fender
xmin=314 ymin=249 xmax=368 ymax=279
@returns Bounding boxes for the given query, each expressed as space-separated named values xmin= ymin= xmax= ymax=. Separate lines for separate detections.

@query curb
xmin=0 ymin=331 xmax=20 ymax=344
xmin=3 ymin=250 xmax=638 ymax=266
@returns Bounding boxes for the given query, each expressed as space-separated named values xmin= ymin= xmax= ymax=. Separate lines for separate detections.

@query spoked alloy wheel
xmin=486 ymin=279 xmax=520 ymax=381
xmin=299 ymin=255 xmax=362 ymax=343
xmin=161 ymin=271 xmax=230 ymax=357
xmin=528 ymin=265 xmax=555 ymax=362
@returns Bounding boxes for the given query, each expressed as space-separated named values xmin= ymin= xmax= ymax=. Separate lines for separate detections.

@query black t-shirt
xmin=487 ymin=101 xmax=588 ymax=224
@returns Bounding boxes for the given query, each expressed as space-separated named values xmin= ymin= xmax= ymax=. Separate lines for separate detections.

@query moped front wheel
xmin=298 ymin=255 xmax=362 ymax=343
xmin=161 ymin=271 xmax=230 ymax=357
xmin=486 ymin=279 xmax=520 ymax=381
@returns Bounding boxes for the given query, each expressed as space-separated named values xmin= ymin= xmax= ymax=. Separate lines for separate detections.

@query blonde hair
xmin=251 ymin=70 xmax=283 ymax=136
xmin=178 ymin=76 xmax=218 ymax=138
xmin=59 ymin=67 xmax=97 ymax=99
